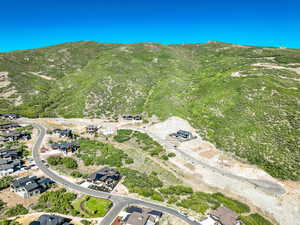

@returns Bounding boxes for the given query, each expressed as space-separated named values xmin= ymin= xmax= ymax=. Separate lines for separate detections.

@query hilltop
xmin=0 ymin=41 xmax=299 ymax=180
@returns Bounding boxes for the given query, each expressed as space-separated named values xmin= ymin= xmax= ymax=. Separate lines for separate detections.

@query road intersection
xmin=29 ymin=122 xmax=200 ymax=225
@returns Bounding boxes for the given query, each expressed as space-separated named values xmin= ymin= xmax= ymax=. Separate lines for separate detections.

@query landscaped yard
xmin=73 ymin=196 xmax=112 ymax=218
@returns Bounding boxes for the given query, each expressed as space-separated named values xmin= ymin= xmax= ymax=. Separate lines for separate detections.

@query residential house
xmin=122 ymin=115 xmax=142 ymax=121
xmin=88 ymin=167 xmax=121 ymax=192
xmin=51 ymin=142 xmax=79 ymax=154
xmin=170 ymin=130 xmax=194 ymax=141
xmin=52 ymin=129 xmax=73 ymax=138
xmin=207 ymin=207 xmax=241 ymax=225
xmin=0 ymin=131 xmax=31 ymax=142
xmin=86 ymin=125 xmax=98 ymax=134
xmin=0 ymin=148 xmax=20 ymax=160
xmin=10 ymin=175 xmax=52 ymax=198
xmin=0 ymin=123 xmax=21 ymax=131
xmin=124 ymin=206 xmax=162 ymax=225
xmin=29 ymin=214 xmax=72 ymax=225
xmin=0 ymin=113 xmax=20 ymax=120
xmin=0 ymin=159 xmax=21 ymax=176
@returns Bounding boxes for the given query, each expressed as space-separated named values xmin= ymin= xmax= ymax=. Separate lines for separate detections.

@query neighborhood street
xmin=28 ymin=122 xmax=200 ymax=225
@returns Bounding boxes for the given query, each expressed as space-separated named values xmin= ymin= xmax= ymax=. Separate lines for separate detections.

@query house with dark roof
xmin=0 ymin=123 xmax=21 ymax=131
xmin=0 ymin=131 xmax=31 ymax=142
xmin=0 ymin=113 xmax=20 ymax=120
xmin=10 ymin=176 xmax=52 ymax=198
xmin=51 ymin=142 xmax=79 ymax=155
xmin=0 ymin=148 xmax=20 ymax=160
xmin=29 ymin=214 xmax=72 ymax=225
xmin=86 ymin=125 xmax=98 ymax=134
xmin=0 ymin=159 xmax=21 ymax=176
xmin=170 ymin=130 xmax=194 ymax=141
xmin=87 ymin=167 xmax=121 ymax=192
xmin=52 ymin=129 xmax=74 ymax=138
xmin=122 ymin=115 xmax=142 ymax=121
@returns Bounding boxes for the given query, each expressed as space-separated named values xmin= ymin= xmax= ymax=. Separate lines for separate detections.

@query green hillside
xmin=0 ymin=41 xmax=299 ymax=180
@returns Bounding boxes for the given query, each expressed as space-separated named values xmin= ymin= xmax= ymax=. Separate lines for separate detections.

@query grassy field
xmin=1 ymin=41 xmax=299 ymax=180
xmin=73 ymin=196 xmax=112 ymax=218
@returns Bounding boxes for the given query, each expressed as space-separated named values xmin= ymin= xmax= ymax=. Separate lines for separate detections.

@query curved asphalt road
xmin=28 ymin=122 xmax=200 ymax=225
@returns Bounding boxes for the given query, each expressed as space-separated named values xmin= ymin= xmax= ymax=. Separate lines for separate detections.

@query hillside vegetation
xmin=0 ymin=41 xmax=299 ymax=180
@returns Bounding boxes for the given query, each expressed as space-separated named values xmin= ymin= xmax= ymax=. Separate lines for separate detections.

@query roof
xmin=51 ymin=142 xmax=78 ymax=150
xmin=53 ymin=129 xmax=72 ymax=136
xmin=124 ymin=207 xmax=162 ymax=225
xmin=1 ymin=131 xmax=30 ymax=138
xmin=11 ymin=176 xmax=52 ymax=192
xmin=0 ymin=149 xmax=19 ymax=158
xmin=11 ymin=176 xmax=37 ymax=188
xmin=0 ymin=159 xmax=20 ymax=171
xmin=89 ymin=167 xmax=120 ymax=181
xmin=30 ymin=214 xmax=72 ymax=225
xmin=209 ymin=207 xmax=238 ymax=225
xmin=125 ymin=212 xmax=149 ymax=225
xmin=0 ymin=113 xmax=19 ymax=118
xmin=0 ymin=123 xmax=20 ymax=129
xmin=177 ymin=130 xmax=192 ymax=135
xmin=126 ymin=206 xmax=143 ymax=214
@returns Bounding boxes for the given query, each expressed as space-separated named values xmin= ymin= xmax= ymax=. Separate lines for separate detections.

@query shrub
xmin=167 ymin=152 xmax=176 ymax=158
xmin=62 ymin=157 xmax=78 ymax=169
xmin=240 ymin=213 xmax=273 ymax=225
xmin=47 ymin=156 xmax=63 ymax=166
xmin=161 ymin=155 xmax=169 ymax=160
xmin=151 ymin=192 xmax=164 ymax=201
xmin=0 ymin=176 xmax=13 ymax=190
xmin=32 ymin=188 xmax=77 ymax=215
xmin=71 ymin=171 xmax=83 ymax=178
xmin=0 ymin=220 xmax=21 ymax=225
xmin=211 ymin=193 xmax=250 ymax=213
xmin=113 ymin=129 xmax=132 ymax=143
xmin=160 ymin=185 xmax=193 ymax=195
xmin=5 ymin=204 xmax=28 ymax=217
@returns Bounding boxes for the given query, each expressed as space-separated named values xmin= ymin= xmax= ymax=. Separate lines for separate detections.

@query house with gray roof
xmin=170 ymin=130 xmax=194 ymax=141
xmin=0 ymin=123 xmax=21 ymax=131
xmin=0 ymin=159 xmax=21 ymax=176
xmin=0 ymin=148 xmax=19 ymax=160
xmin=0 ymin=131 xmax=31 ymax=142
xmin=0 ymin=113 xmax=20 ymax=120
xmin=10 ymin=175 xmax=52 ymax=198
xmin=88 ymin=167 xmax=121 ymax=192
xmin=29 ymin=214 xmax=72 ymax=225
xmin=51 ymin=142 xmax=79 ymax=155
xmin=52 ymin=129 xmax=74 ymax=138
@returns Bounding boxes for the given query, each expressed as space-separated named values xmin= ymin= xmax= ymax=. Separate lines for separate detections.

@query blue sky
xmin=0 ymin=0 xmax=299 ymax=52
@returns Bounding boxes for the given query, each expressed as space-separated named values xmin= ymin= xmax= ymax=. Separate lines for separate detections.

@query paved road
xmin=27 ymin=122 xmax=200 ymax=225
xmin=122 ymin=126 xmax=286 ymax=196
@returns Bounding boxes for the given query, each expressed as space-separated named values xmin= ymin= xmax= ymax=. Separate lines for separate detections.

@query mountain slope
xmin=0 ymin=41 xmax=299 ymax=180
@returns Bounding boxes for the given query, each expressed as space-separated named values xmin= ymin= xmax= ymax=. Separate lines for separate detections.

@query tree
xmin=62 ymin=157 xmax=78 ymax=169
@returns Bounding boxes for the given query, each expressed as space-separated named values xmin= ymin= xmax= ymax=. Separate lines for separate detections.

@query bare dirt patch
xmin=199 ymin=150 xmax=218 ymax=159
xmin=159 ymin=213 xmax=189 ymax=225
xmin=0 ymin=188 xmax=39 ymax=208
xmin=252 ymin=62 xmax=300 ymax=76
xmin=30 ymin=72 xmax=56 ymax=80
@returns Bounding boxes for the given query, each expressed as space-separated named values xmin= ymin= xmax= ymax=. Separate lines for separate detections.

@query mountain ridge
xmin=0 ymin=41 xmax=299 ymax=180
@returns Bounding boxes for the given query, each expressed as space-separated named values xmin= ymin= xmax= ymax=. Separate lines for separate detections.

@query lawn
xmin=73 ymin=196 xmax=112 ymax=218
